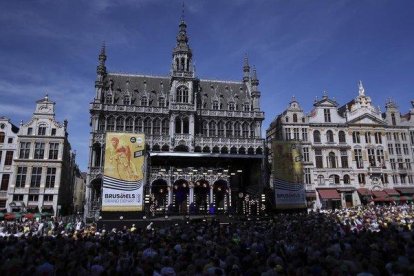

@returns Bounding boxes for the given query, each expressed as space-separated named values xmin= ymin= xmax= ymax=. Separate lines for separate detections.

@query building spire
xmin=358 ymin=80 xmax=365 ymax=96
xmin=97 ymin=41 xmax=107 ymax=76
xmin=171 ymin=11 xmax=193 ymax=77
xmin=243 ymin=54 xmax=250 ymax=82
xmin=181 ymin=1 xmax=185 ymax=21
xmin=251 ymin=66 xmax=259 ymax=87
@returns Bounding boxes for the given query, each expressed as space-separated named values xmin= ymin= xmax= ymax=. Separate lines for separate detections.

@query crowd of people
xmin=1 ymin=204 xmax=414 ymax=275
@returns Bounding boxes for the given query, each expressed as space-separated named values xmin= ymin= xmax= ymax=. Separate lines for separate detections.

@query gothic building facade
xmin=85 ymin=20 xmax=265 ymax=219
xmin=267 ymin=82 xmax=414 ymax=209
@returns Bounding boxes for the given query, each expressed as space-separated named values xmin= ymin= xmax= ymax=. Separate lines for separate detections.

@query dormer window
xmin=212 ymin=101 xmax=219 ymax=110
xmin=285 ymin=117 xmax=289 ymax=123
xmin=243 ymin=103 xmax=250 ymax=112
xmin=177 ymin=86 xmax=189 ymax=103
xmin=141 ymin=96 xmax=148 ymax=106
xmin=123 ymin=96 xmax=130 ymax=105
xmin=228 ymin=102 xmax=235 ymax=111
xmin=105 ymin=94 xmax=112 ymax=104
xmin=324 ymin=109 xmax=331 ymax=122
xmin=38 ymin=125 xmax=47 ymax=136
xmin=159 ymin=97 xmax=165 ymax=107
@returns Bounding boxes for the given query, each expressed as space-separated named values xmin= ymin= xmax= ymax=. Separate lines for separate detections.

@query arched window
xmin=339 ymin=131 xmax=346 ymax=143
xmin=194 ymin=146 xmax=202 ymax=152
xmin=234 ymin=122 xmax=241 ymax=137
xmin=330 ymin=175 xmax=340 ymax=184
xmin=152 ymin=144 xmax=160 ymax=151
xmin=107 ymin=116 xmax=115 ymax=131
xmin=202 ymin=120 xmax=208 ymax=135
xmin=144 ymin=118 xmax=151 ymax=135
xmin=248 ymin=147 xmax=255 ymax=155
xmin=317 ymin=175 xmax=325 ymax=185
xmin=352 ymin=131 xmax=360 ymax=143
xmin=153 ymin=118 xmax=161 ymax=135
xmin=212 ymin=101 xmax=219 ymax=110
xmin=162 ymin=119 xmax=169 ymax=135
xmin=328 ymin=152 xmax=337 ymax=168
xmin=135 ymin=118 xmax=143 ymax=133
xmin=242 ymin=122 xmax=249 ymax=138
xmin=285 ymin=117 xmax=289 ymax=123
xmin=225 ymin=122 xmax=232 ymax=137
xmin=212 ymin=146 xmax=220 ymax=153
xmin=105 ymin=94 xmax=112 ymax=104
xmin=208 ymin=121 xmax=216 ymax=137
xmin=391 ymin=113 xmax=396 ymax=126
xmin=239 ymin=147 xmax=246 ymax=154
xmin=183 ymin=117 xmax=189 ymax=134
xmin=203 ymin=146 xmax=210 ymax=153
xmin=218 ymin=121 xmax=224 ymax=137
xmin=123 ymin=96 xmax=130 ymax=105
xmin=141 ymin=96 xmax=148 ymax=106
xmin=38 ymin=124 xmax=47 ymax=136
xmin=175 ymin=117 xmax=181 ymax=134
xmin=250 ymin=122 xmax=255 ymax=137
xmin=221 ymin=146 xmax=228 ymax=154
xmin=230 ymin=146 xmax=238 ymax=154
xmin=343 ymin=175 xmax=350 ymax=184
xmin=0 ymin=132 xmax=4 ymax=143
xmin=125 ymin=117 xmax=133 ymax=132
xmin=162 ymin=144 xmax=170 ymax=152
xmin=159 ymin=97 xmax=165 ymax=107
xmin=326 ymin=130 xmax=334 ymax=143
xmin=293 ymin=113 xmax=298 ymax=123
xmin=313 ymin=130 xmax=321 ymax=143
xmin=98 ymin=116 xmax=105 ymax=131
xmin=256 ymin=147 xmax=263 ymax=155
xmin=116 ymin=117 xmax=124 ymax=131
xmin=177 ymin=86 xmax=189 ymax=103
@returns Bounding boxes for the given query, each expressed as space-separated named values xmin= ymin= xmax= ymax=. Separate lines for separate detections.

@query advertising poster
xmin=272 ymin=141 xmax=306 ymax=209
xmin=102 ymin=133 xmax=145 ymax=211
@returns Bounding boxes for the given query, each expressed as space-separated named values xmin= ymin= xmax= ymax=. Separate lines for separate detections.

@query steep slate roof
xmin=103 ymin=73 xmax=250 ymax=109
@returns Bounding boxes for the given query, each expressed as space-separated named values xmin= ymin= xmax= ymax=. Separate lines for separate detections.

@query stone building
xmin=85 ymin=19 xmax=265 ymax=219
xmin=0 ymin=117 xmax=19 ymax=210
xmin=7 ymin=95 xmax=77 ymax=215
xmin=267 ymin=82 xmax=414 ymax=209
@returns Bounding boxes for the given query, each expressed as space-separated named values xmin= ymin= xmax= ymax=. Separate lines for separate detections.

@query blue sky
xmin=1 ymin=0 xmax=413 ymax=171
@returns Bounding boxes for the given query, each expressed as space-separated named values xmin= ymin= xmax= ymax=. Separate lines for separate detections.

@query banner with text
xmin=272 ymin=141 xmax=306 ymax=209
xmin=102 ymin=133 xmax=145 ymax=211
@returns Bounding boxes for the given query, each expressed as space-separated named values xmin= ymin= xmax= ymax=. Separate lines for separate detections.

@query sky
xmin=1 ymin=0 xmax=413 ymax=171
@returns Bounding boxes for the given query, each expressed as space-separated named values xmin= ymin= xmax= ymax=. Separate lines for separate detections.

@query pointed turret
xmin=95 ymin=42 xmax=106 ymax=102
xmin=251 ymin=66 xmax=261 ymax=111
xmin=171 ymin=19 xmax=194 ymax=77
xmin=243 ymin=54 xmax=250 ymax=83
xmin=97 ymin=42 xmax=106 ymax=76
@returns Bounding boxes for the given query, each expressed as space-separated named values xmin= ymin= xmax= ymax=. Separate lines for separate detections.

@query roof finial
xmin=45 ymin=93 xmax=49 ymax=101
xmin=181 ymin=1 xmax=185 ymax=21
xmin=358 ymin=80 xmax=365 ymax=96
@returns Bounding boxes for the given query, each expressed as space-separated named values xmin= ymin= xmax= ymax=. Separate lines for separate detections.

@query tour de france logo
xmin=130 ymin=136 xmax=143 ymax=145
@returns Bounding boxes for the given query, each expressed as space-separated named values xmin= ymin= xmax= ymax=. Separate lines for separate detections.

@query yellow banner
xmin=102 ymin=133 xmax=145 ymax=212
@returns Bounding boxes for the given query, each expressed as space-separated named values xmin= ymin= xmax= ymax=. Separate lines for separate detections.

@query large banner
xmin=102 ymin=133 xmax=145 ymax=212
xmin=272 ymin=141 xmax=306 ymax=209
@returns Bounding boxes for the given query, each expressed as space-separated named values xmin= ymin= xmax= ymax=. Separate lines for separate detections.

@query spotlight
xmin=120 ymin=216 xmax=123 ymax=220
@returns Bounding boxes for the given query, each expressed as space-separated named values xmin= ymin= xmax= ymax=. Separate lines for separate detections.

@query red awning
xmin=371 ymin=190 xmax=388 ymax=198
xmin=384 ymin=188 xmax=400 ymax=196
xmin=318 ymin=189 xmax=341 ymax=200
xmin=357 ymin=188 xmax=372 ymax=196
xmin=306 ymin=191 xmax=316 ymax=198
xmin=396 ymin=188 xmax=414 ymax=194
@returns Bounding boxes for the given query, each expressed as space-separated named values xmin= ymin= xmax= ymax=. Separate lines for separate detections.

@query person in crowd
xmin=1 ymin=204 xmax=414 ymax=275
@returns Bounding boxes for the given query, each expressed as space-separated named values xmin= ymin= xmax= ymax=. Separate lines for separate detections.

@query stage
xmin=96 ymin=214 xmax=269 ymax=230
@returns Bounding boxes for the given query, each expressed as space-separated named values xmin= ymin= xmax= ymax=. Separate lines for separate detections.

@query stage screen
xmin=102 ymin=133 xmax=145 ymax=211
